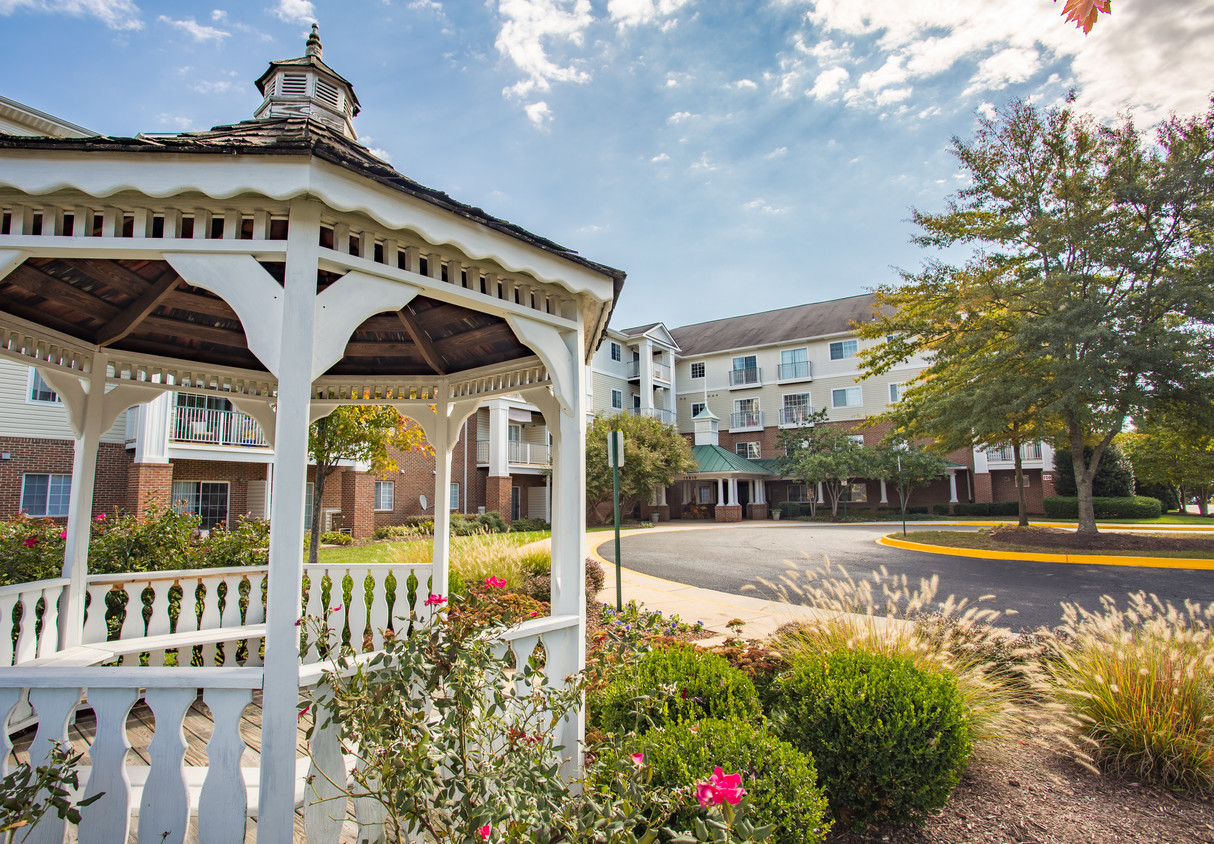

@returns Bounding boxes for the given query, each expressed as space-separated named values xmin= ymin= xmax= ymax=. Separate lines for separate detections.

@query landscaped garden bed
xmin=899 ymin=527 xmax=1214 ymax=558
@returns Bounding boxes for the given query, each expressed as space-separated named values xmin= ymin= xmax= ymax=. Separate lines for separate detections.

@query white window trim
xmin=20 ymin=473 xmax=71 ymax=517
xmin=735 ymin=441 xmax=761 ymax=459
xmin=691 ymin=401 xmax=706 ymax=417
xmin=374 ymin=479 xmax=395 ymax=511
xmin=449 ymin=482 xmax=460 ymax=510
xmin=26 ymin=368 xmax=61 ymax=404
xmin=847 ymin=434 xmax=865 ymax=445
xmin=690 ymin=361 xmax=705 ymax=379
xmin=610 ymin=342 xmax=622 ymax=362
xmin=829 ymin=339 xmax=858 ymax=361
xmin=171 ymin=480 xmax=231 ymax=527
xmin=832 ymin=386 xmax=862 ymax=408
xmin=889 ymin=382 xmax=903 ymax=403
xmin=610 ymin=389 xmax=623 ymax=409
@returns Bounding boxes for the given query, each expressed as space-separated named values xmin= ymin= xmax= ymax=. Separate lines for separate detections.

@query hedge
xmin=1042 ymin=496 xmax=1162 ymax=520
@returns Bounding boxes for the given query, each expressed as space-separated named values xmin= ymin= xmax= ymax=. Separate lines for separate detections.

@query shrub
xmin=905 ymin=505 xmax=929 ymax=515
xmin=1052 ymin=443 xmax=1135 ymax=498
xmin=373 ymin=523 xmax=426 ymax=540
xmin=933 ymin=503 xmax=952 ymax=516
xmin=627 ymin=719 xmax=832 ymax=844
xmin=319 ymin=531 xmax=352 ymax=546
xmin=585 ymin=556 xmax=605 ymax=597
xmin=1043 ymin=496 xmax=1161 ymax=520
xmin=519 ymin=555 xmax=605 ymax=604
xmin=590 ymin=643 xmax=761 ymax=736
xmin=510 ymin=517 xmax=550 ymax=533
xmin=770 ymin=650 xmax=972 ymax=830
xmin=477 ymin=510 xmax=508 ymax=533
xmin=1047 ymin=592 xmax=1214 ymax=791
xmin=1136 ymin=481 xmax=1179 ymax=513
xmin=449 ymin=514 xmax=482 ymax=536
xmin=197 ymin=516 xmax=270 ymax=568
xmin=990 ymin=501 xmax=1020 ymax=517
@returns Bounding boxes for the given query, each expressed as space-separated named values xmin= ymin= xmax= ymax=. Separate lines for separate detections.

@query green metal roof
xmin=690 ymin=444 xmax=776 ymax=475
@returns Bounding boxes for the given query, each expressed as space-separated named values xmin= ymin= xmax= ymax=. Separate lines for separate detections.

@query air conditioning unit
xmin=322 ymin=508 xmax=341 ymax=531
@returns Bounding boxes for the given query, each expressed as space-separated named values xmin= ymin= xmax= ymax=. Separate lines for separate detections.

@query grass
xmin=896 ymin=529 xmax=1214 ymax=559
xmin=316 ymin=530 xmax=549 ymax=566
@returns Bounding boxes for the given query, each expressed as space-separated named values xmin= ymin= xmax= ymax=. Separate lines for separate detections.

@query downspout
xmin=463 ymin=417 xmax=469 ymax=514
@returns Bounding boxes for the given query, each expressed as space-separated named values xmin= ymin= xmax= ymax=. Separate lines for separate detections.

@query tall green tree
xmin=778 ymin=411 xmax=879 ymax=521
xmin=871 ymin=438 xmax=949 ymax=515
xmin=585 ymin=413 xmax=696 ymax=525
xmin=307 ymin=405 xmax=426 ymax=567
xmin=1121 ymin=408 xmax=1214 ymax=517
xmin=861 ymin=98 xmax=1214 ymax=535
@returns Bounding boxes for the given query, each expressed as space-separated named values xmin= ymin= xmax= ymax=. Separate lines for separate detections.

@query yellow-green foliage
xmin=391 ymin=532 xmax=550 ymax=593
xmin=1048 ymin=592 xmax=1214 ymax=792
xmin=761 ymin=561 xmax=1039 ymax=754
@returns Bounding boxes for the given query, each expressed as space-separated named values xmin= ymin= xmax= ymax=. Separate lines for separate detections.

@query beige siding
xmin=590 ymin=370 xmax=634 ymax=416
xmin=0 ymin=361 xmax=126 ymax=444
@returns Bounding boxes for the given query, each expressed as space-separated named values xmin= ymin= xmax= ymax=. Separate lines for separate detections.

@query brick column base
xmin=127 ymin=463 xmax=173 ymax=519
xmin=486 ymin=476 xmax=512 ymax=522
xmin=747 ymin=503 xmax=768 ymax=520
xmin=715 ymin=504 xmax=743 ymax=523
xmin=644 ymin=504 xmax=670 ymax=523
xmin=341 ymin=471 xmax=376 ymax=539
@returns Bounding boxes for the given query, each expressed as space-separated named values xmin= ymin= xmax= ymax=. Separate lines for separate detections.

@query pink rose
xmin=22 ymin=536 xmax=37 ymax=548
xmin=424 ymin=594 xmax=447 ymax=607
xmin=630 ymin=752 xmax=645 ymax=767
xmin=478 ymin=824 xmax=490 ymax=841
xmin=696 ymin=766 xmax=746 ymax=807
xmin=485 ymin=576 xmax=507 ymax=589
xmin=696 ymin=782 xmax=716 ymax=808
xmin=59 ymin=530 xmax=67 ymax=539
xmin=94 ymin=513 xmax=105 ymax=521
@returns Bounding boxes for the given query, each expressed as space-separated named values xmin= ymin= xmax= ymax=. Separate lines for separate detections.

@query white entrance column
xmin=879 ymin=479 xmax=889 ymax=505
xmin=948 ymin=470 xmax=959 ymax=504
xmin=487 ymin=399 xmax=510 ymax=478
xmin=817 ymin=482 xmax=825 ymax=504
xmin=259 ymin=201 xmax=321 ymax=840
xmin=717 ymin=477 xmax=725 ymax=504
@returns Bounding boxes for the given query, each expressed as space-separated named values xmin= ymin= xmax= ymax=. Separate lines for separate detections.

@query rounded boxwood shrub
xmin=590 ymin=644 xmax=761 ymax=736
xmin=1043 ymin=496 xmax=1162 ymax=520
xmin=770 ymin=650 xmax=972 ymax=830
xmin=628 ymin=718 xmax=831 ymax=844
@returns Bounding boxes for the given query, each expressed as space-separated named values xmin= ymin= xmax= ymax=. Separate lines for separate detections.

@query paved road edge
xmin=878 ymin=535 xmax=1214 ymax=570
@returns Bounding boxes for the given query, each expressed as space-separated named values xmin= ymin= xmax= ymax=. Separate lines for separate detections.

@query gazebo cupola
xmin=253 ymin=24 xmax=361 ymax=140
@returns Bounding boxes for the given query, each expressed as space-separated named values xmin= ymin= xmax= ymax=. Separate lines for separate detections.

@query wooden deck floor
xmin=9 ymin=692 xmax=368 ymax=843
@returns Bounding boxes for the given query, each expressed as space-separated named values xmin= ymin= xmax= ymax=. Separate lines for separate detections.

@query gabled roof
xmin=670 ymin=293 xmax=880 ymax=356
xmin=689 ymin=444 xmax=776 ymax=475
xmin=615 ymin=322 xmax=681 ymax=352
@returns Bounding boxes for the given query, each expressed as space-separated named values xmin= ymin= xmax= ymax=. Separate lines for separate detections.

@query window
xmin=779 ymin=348 xmax=810 ymax=380
xmin=633 ymin=393 xmax=642 ymax=411
xmin=732 ymin=355 xmax=755 ymax=371
xmin=829 ymin=339 xmax=858 ymax=360
xmin=848 ymin=434 xmax=866 ymax=445
xmin=374 ymin=480 xmax=394 ymax=511
xmin=832 ymin=386 xmax=861 ymax=408
xmin=691 ymin=401 xmax=706 ymax=417
xmin=888 ymin=383 xmax=904 ymax=403
xmin=848 ymin=482 xmax=868 ymax=503
xmin=28 ymin=370 xmax=59 ymax=403
xmin=21 ymin=473 xmax=71 ymax=517
xmin=171 ymin=481 xmax=229 ymax=529
xmin=780 ymin=393 xmax=811 ymax=425
xmin=696 ymin=484 xmax=714 ymax=504
xmin=787 ymin=484 xmax=809 ymax=503
xmin=610 ymin=342 xmax=622 ymax=362
xmin=736 ymin=441 xmax=761 ymax=459
xmin=449 ymin=482 xmax=460 ymax=510
xmin=732 ymin=398 xmax=760 ymax=428
xmin=610 ymin=389 xmax=623 ymax=410
xmin=729 ymin=355 xmax=759 ymax=387
xmin=690 ymin=361 xmax=705 ymax=379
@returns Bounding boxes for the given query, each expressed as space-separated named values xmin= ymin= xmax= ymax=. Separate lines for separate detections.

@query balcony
xmin=776 ymin=360 xmax=813 ymax=383
xmin=629 ymin=406 xmax=676 ymax=425
xmin=990 ymin=442 xmax=1044 ymax=463
xmin=729 ymin=410 xmax=764 ymax=431
xmin=171 ymin=405 xmax=269 ymax=448
xmin=728 ymin=367 xmax=762 ymax=389
xmin=476 ymin=439 xmax=552 ymax=466
xmin=777 ymin=406 xmax=815 ymax=427
xmin=626 ymin=360 xmax=673 ymax=383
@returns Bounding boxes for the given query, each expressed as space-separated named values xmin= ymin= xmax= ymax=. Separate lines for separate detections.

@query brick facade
xmin=485 ymin=476 xmax=512 ymax=521
xmin=715 ymin=503 xmax=743 ymax=523
xmin=0 ymin=436 xmax=130 ymax=519
xmin=127 ymin=463 xmax=174 ymax=518
xmin=340 ymin=471 xmax=376 ymax=538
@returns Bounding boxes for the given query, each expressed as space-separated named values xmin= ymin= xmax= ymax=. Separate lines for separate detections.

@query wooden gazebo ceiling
xmin=0 ymin=257 xmax=529 ymax=377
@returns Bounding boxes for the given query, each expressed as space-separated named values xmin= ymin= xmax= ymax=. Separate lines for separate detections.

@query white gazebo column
xmin=421 ymin=401 xmax=477 ymax=598
xmin=259 ymin=201 xmax=320 ymax=840
xmin=948 ymin=469 xmax=959 ymax=503
xmin=879 ymin=479 xmax=889 ymax=504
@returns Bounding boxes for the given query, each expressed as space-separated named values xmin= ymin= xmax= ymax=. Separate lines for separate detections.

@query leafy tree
xmin=860 ymin=98 xmax=1214 ymax=535
xmin=307 ymin=406 xmax=426 ymax=567
xmin=778 ymin=411 xmax=878 ymax=521
xmin=1050 ymin=442 xmax=1134 ymax=498
xmin=1121 ymin=409 xmax=1214 ymax=517
xmin=586 ymin=413 xmax=696 ymax=525
xmin=871 ymin=439 xmax=949 ymax=516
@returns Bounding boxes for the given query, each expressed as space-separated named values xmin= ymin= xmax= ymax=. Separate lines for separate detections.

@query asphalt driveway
xmin=596 ymin=522 xmax=1214 ymax=631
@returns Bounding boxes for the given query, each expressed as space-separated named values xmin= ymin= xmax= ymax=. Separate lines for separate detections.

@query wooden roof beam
xmin=97 ymin=271 xmax=181 ymax=346
xmin=397 ymin=306 xmax=446 ymax=375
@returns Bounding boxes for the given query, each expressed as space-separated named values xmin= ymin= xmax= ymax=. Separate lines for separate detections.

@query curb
xmin=878 ymin=535 xmax=1214 ymax=570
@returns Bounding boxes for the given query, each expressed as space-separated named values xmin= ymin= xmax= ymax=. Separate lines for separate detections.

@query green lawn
xmin=899 ymin=529 xmax=1214 ymax=560
xmin=315 ymin=530 xmax=549 ymax=565
xmin=1032 ymin=514 xmax=1214 ymax=526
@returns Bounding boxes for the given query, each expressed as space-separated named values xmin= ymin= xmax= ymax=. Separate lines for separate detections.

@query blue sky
xmin=1 ymin=0 xmax=1210 ymax=329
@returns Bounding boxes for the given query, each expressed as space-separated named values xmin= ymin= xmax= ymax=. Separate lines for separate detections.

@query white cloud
xmin=667 ymin=110 xmax=693 ymax=124
xmin=727 ymin=78 xmax=758 ymax=91
xmin=272 ymin=0 xmax=314 ymax=24
xmin=977 ymin=101 xmax=997 ymax=121
xmin=496 ymin=0 xmax=593 ymax=101
xmin=743 ymin=198 xmax=787 ymax=214
xmin=963 ymin=46 xmax=1041 ymax=94
xmin=366 ymin=147 xmax=393 ymax=162
xmin=577 ymin=223 xmax=605 ymax=233
xmin=766 ymin=146 xmax=788 ymax=159
xmin=0 ymin=0 xmax=142 ymax=29
xmin=524 ymin=100 xmax=554 ymax=127
xmin=157 ymin=113 xmax=199 ymax=130
xmin=689 ymin=153 xmax=716 ymax=172
xmin=651 ymin=152 xmax=670 ymax=162
xmin=158 ymin=15 xmax=229 ymax=41
xmin=191 ymin=80 xmax=239 ymax=94
xmin=211 ymin=9 xmax=226 ymax=21
xmin=408 ymin=0 xmax=443 ymax=12
xmin=606 ymin=0 xmax=691 ymax=29
xmin=808 ymin=66 xmax=848 ymax=100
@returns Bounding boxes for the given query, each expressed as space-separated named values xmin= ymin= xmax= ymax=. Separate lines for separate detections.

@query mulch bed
xmin=826 ymin=741 xmax=1214 ymax=844
xmin=989 ymin=526 xmax=1214 ymax=554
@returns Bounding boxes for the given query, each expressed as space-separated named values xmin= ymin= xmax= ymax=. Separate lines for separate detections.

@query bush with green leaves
xmin=318 ymin=530 xmax=352 ymax=546
xmin=770 ymin=650 xmax=972 ymax=830
xmin=0 ymin=741 xmax=99 ymax=841
xmin=1042 ymin=496 xmax=1161 ymax=520
xmin=591 ymin=644 xmax=761 ymax=736
xmin=478 ymin=510 xmax=509 ymax=533
xmin=510 ymin=517 xmax=550 ymax=533
xmin=622 ymin=719 xmax=831 ymax=844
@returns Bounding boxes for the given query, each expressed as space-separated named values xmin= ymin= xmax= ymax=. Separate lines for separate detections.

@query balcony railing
xmin=728 ymin=367 xmax=761 ymax=388
xmin=171 ymin=405 xmax=269 ymax=447
xmin=778 ymin=406 xmax=815 ymax=427
xmin=626 ymin=360 xmax=673 ymax=383
xmin=475 ymin=439 xmax=552 ymax=466
xmin=729 ymin=410 xmax=764 ymax=431
xmin=629 ymin=407 xmax=676 ymax=425
xmin=991 ymin=443 xmax=1044 ymax=462
xmin=777 ymin=360 xmax=812 ymax=382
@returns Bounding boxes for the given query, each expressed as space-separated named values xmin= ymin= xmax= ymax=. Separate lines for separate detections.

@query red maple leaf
xmin=1056 ymin=0 xmax=1111 ymax=34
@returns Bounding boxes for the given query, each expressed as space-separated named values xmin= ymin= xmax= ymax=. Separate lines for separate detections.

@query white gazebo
xmin=0 ymin=28 xmax=622 ymax=843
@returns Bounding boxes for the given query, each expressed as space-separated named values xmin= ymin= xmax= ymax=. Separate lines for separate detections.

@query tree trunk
xmin=827 ymin=481 xmax=842 ymax=520
xmin=1013 ymin=445 xmax=1029 ymax=527
xmin=1070 ymin=425 xmax=1099 ymax=536
xmin=1199 ymin=485 xmax=1210 ymax=517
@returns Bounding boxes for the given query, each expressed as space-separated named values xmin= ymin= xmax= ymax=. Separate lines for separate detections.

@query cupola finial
xmin=305 ymin=23 xmax=322 ymax=58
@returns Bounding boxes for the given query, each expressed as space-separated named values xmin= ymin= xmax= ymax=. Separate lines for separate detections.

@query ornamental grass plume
xmin=755 ymin=558 xmax=1045 ymax=756
xmin=1047 ymin=591 xmax=1214 ymax=791
xmin=391 ymin=531 xmax=547 ymax=592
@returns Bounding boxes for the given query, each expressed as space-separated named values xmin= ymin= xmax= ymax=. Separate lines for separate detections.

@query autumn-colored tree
xmin=585 ymin=412 xmax=696 ymax=525
xmin=1055 ymin=0 xmax=1111 ymax=34
xmin=307 ymin=405 xmax=427 ymax=566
